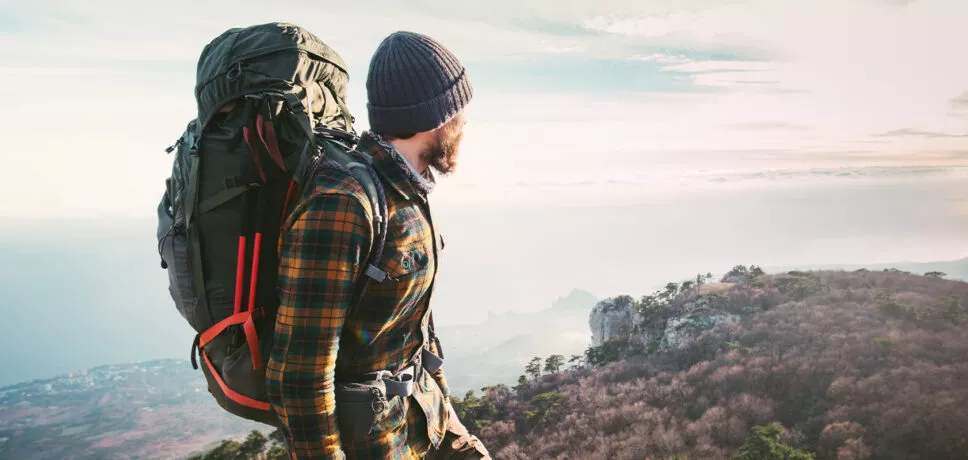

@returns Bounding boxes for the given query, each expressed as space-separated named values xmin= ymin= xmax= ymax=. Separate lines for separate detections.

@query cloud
xmin=582 ymin=0 xmax=968 ymax=130
xmin=432 ymin=164 xmax=968 ymax=208
xmin=626 ymin=52 xmax=800 ymax=94
xmin=952 ymin=92 xmax=968 ymax=110
xmin=2 ymin=0 xmax=968 ymax=218
xmin=630 ymin=53 xmax=692 ymax=64
xmin=662 ymin=60 xmax=774 ymax=74
xmin=725 ymin=122 xmax=810 ymax=131
xmin=876 ymin=129 xmax=968 ymax=138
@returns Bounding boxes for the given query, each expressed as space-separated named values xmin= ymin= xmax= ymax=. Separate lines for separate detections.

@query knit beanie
xmin=366 ymin=31 xmax=473 ymax=134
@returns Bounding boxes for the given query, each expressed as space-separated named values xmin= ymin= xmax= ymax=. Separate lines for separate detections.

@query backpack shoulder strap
xmin=316 ymin=139 xmax=390 ymax=288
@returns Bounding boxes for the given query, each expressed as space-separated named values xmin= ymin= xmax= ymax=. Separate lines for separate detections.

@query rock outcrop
xmin=661 ymin=311 xmax=739 ymax=350
xmin=588 ymin=296 xmax=637 ymax=346
xmin=589 ymin=284 xmax=743 ymax=352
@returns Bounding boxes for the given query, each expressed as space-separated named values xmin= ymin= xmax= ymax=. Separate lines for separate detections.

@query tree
xmin=451 ymin=389 xmax=498 ymax=432
xmin=544 ymin=354 xmax=565 ymax=374
xmin=197 ymin=439 xmax=242 ymax=460
xmin=725 ymin=265 xmax=750 ymax=281
xmin=585 ymin=338 xmax=629 ymax=366
xmin=680 ymin=280 xmax=695 ymax=293
xmin=568 ymin=354 xmax=582 ymax=370
xmin=266 ymin=446 xmax=289 ymax=460
xmin=524 ymin=392 xmax=565 ymax=428
xmin=637 ymin=294 xmax=662 ymax=317
xmin=925 ymin=271 xmax=947 ymax=279
xmin=734 ymin=423 xmax=815 ymax=460
xmin=266 ymin=429 xmax=289 ymax=459
xmin=663 ymin=282 xmax=680 ymax=301
xmin=238 ymin=430 xmax=268 ymax=459
xmin=514 ymin=374 xmax=529 ymax=391
xmin=268 ymin=429 xmax=287 ymax=449
xmin=526 ymin=357 xmax=542 ymax=380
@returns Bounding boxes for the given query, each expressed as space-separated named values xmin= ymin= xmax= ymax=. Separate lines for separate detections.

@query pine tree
xmin=544 ymin=355 xmax=565 ymax=374
xmin=526 ymin=357 xmax=542 ymax=380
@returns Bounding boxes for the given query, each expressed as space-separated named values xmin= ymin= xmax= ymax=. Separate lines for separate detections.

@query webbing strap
xmin=184 ymin=144 xmax=201 ymax=230
xmin=197 ymin=309 xmax=263 ymax=370
xmin=199 ymin=311 xmax=250 ymax=348
xmin=329 ymin=84 xmax=354 ymax=133
xmin=382 ymin=367 xmax=415 ymax=397
xmin=198 ymin=186 xmax=247 ymax=215
xmin=189 ymin=225 xmax=213 ymax=330
xmin=201 ymin=351 xmax=271 ymax=411
xmin=422 ymin=348 xmax=444 ymax=374
xmin=185 ymin=147 xmax=210 ymax=330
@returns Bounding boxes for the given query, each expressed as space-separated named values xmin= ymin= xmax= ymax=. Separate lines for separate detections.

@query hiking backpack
xmin=156 ymin=23 xmax=390 ymax=427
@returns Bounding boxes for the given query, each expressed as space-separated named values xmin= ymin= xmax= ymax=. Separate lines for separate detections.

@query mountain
xmin=451 ymin=269 xmax=968 ymax=459
xmin=436 ymin=288 xmax=598 ymax=394
xmin=766 ymin=256 xmax=968 ymax=281
xmin=0 ymin=359 xmax=263 ymax=460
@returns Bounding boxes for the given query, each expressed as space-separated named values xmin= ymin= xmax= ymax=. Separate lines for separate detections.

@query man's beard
xmin=423 ymin=120 xmax=464 ymax=176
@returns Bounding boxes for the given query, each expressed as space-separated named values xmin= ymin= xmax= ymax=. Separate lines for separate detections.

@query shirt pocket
xmin=382 ymin=240 xmax=431 ymax=282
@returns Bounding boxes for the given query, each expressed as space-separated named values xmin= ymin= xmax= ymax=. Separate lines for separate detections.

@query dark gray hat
xmin=366 ymin=31 xmax=473 ymax=134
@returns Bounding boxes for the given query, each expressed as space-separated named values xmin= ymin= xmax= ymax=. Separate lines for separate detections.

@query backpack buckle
xmin=226 ymin=61 xmax=243 ymax=81
xmin=365 ymin=264 xmax=395 ymax=284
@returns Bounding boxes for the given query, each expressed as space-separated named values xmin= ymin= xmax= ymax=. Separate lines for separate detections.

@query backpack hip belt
xmin=358 ymin=344 xmax=445 ymax=398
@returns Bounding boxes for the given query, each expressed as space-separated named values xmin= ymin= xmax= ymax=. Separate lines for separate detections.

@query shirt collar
xmin=356 ymin=131 xmax=436 ymax=201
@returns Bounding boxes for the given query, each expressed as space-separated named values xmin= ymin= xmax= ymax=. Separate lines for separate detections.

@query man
xmin=266 ymin=31 xmax=491 ymax=460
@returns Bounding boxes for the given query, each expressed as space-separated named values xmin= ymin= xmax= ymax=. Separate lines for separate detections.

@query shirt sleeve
xmin=266 ymin=190 xmax=372 ymax=459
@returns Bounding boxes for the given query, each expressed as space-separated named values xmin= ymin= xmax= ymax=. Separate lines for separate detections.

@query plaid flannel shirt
xmin=266 ymin=131 xmax=451 ymax=459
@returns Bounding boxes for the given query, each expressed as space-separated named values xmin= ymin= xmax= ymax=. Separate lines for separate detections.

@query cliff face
xmin=589 ymin=284 xmax=740 ymax=352
xmin=661 ymin=310 xmax=739 ymax=350
xmin=588 ymin=296 xmax=637 ymax=346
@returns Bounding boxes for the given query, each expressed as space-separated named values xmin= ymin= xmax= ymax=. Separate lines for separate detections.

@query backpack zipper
xmin=165 ymin=137 xmax=184 ymax=154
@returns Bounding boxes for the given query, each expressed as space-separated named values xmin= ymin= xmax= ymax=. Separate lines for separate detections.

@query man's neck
xmin=387 ymin=138 xmax=428 ymax=175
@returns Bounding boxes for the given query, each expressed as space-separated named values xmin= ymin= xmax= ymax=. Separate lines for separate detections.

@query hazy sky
xmin=1 ymin=0 xmax=966 ymax=217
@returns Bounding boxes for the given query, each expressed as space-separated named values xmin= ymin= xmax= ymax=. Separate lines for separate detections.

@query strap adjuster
xmin=365 ymin=264 xmax=395 ymax=284
xmin=364 ymin=366 xmax=415 ymax=398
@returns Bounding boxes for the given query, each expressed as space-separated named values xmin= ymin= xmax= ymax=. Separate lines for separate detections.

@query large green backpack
xmin=156 ymin=23 xmax=389 ymax=427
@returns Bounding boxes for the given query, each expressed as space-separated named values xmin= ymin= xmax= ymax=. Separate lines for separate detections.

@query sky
xmin=0 ymin=0 xmax=967 ymax=384
xmin=0 ymin=0 xmax=966 ymax=216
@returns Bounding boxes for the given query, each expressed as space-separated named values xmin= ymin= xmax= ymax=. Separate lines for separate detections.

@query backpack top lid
xmin=194 ymin=22 xmax=350 ymax=132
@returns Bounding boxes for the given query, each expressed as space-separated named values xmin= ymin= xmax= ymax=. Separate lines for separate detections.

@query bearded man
xmin=266 ymin=30 xmax=491 ymax=460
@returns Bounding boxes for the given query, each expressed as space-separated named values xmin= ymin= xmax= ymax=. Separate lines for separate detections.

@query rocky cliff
xmin=588 ymin=296 xmax=637 ymax=346
xmin=589 ymin=281 xmax=741 ymax=352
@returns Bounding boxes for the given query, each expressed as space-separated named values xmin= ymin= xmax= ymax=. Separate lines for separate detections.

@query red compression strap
xmin=234 ymin=236 xmax=247 ymax=314
xmin=199 ymin=311 xmax=250 ymax=349
xmin=244 ymin=313 xmax=262 ymax=369
xmin=202 ymin=351 xmax=271 ymax=410
xmin=246 ymin=233 xmax=262 ymax=313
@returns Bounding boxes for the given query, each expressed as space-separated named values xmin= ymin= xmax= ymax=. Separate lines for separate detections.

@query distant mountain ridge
xmin=766 ymin=256 xmax=968 ymax=281
xmin=437 ymin=288 xmax=598 ymax=394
